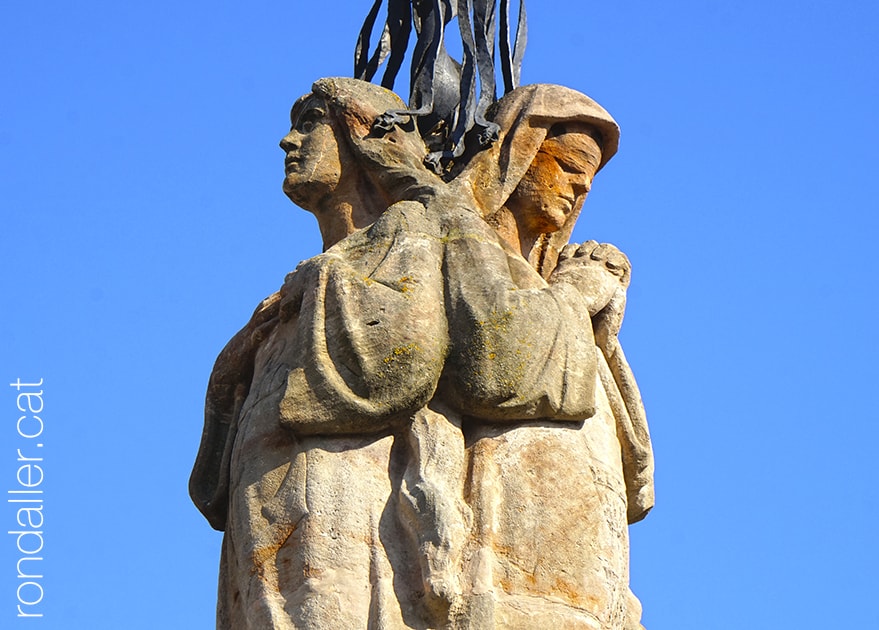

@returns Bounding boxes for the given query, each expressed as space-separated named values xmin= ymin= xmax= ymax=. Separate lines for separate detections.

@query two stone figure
xmin=190 ymin=77 xmax=653 ymax=629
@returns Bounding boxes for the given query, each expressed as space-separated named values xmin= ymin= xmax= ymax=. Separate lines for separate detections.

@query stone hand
xmin=372 ymin=110 xmax=411 ymax=133
xmin=592 ymin=287 xmax=627 ymax=349
xmin=248 ymin=292 xmax=282 ymax=344
xmin=279 ymin=261 xmax=312 ymax=322
xmin=550 ymin=240 xmax=631 ymax=317
xmin=575 ymin=241 xmax=631 ymax=345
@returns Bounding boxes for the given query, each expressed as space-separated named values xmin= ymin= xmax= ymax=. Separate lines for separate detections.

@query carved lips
xmin=284 ymin=155 xmax=301 ymax=173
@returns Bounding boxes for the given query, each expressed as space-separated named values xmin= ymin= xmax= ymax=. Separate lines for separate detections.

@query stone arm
xmin=550 ymin=240 xmax=655 ymax=524
xmin=438 ymin=205 xmax=598 ymax=421
xmin=190 ymin=200 xmax=451 ymax=527
xmin=276 ymin=200 xmax=451 ymax=436
xmin=189 ymin=293 xmax=281 ymax=531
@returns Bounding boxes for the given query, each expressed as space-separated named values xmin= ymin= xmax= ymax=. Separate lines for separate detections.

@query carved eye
xmin=297 ymin=108 xmax=325 ymax=134
xmin=558 ymin=159 xmax=581 ymax=174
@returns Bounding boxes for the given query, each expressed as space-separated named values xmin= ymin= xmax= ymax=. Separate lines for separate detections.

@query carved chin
xmin=282 ymin=174 xmax=298 ymax=197
xmin=283 ymin=172 xmax=309 ymax=195
xmin=525 ymin=201 xmax=570 ymax=234
xmin=283 ymin=176 xmax=334 ymax=213
xmin=283 ymin=177 xmax=311 ymax=210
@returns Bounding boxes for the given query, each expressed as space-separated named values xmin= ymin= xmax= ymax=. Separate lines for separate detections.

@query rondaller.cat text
xmin=9 ymin=378 xmax=45 ymax=619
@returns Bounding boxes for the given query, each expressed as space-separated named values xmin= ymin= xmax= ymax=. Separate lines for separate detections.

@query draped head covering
xmin=458 ymin=83 xmax=619 ymax=205
xmin=452 ymin=83 xmax=620 ymax=273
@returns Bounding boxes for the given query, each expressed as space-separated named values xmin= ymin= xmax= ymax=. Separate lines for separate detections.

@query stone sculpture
xmin=191 ymin=76 xmax=653 ymax=629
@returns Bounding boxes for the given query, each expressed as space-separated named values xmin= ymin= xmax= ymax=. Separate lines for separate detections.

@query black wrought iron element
xmin=355 ymin=0 xmax=527 ymax=172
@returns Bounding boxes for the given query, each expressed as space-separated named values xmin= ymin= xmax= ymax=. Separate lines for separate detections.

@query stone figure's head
xmin=280 ymin=77 xmax=441 ymax=248
xmin=504 ymin=122 xmax=604 ymax=236
xmin=458 ymin=84 xmax=619 ymax=276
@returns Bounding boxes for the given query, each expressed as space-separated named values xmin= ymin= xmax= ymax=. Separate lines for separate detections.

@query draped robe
xmin=191 ymin=197 xmax=650 ymax=629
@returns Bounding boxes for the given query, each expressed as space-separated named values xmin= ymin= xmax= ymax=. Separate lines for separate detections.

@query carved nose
xmin=279 ymin=132 xmax=300 ymax=152
xmin=572 ymin=180 xmax=591 ymax=198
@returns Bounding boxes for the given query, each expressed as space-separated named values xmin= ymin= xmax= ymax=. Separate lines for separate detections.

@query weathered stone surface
xmin=191 ymin=77 xmax=653 ymax=629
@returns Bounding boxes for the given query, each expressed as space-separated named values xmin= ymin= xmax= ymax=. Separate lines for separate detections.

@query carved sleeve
xmin=278 ymin=201 xmax=450 ymax=435
xmin=439 ymin=206 xmax=598 ymax=421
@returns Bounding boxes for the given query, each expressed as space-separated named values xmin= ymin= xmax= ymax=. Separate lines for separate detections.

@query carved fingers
xmin=372 ymin=109 xmax=412 ymax=133
xmin=279 ymin=262 xmax=311 ymax=322
xmin=551 ymin=240 xmax=631 ymax=318
xmin=557 ymin=240 xmax=631 ymax=287
xmin=249 ymin=292 xmax=282 ymax=344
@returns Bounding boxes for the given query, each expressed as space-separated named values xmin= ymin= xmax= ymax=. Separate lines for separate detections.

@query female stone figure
xmin=459 ymin=82 xmax=654 ymax=525
xmin=442 ymin=83 xmax=654 ymax=628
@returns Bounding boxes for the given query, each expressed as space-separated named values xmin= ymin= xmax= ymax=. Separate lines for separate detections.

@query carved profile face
xmin=279 ymin=96 xmax=344 ymax=212
xmin=505 ymin=123 xmax=603 ymax=235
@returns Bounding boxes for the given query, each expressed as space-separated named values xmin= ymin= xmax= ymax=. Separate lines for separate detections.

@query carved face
xmin=279 ymin=96 xmax=344 ymax=212
xmin=505 ymin=124 xmax=602 ymax=235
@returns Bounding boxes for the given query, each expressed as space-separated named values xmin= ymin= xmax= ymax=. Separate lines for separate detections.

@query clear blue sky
xmin=2 ymin=1 xmax=877 ymax=628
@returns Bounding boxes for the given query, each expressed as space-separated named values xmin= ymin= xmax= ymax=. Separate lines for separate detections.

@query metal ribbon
xmin=354 ymin=0 xmax=527 ymax=171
